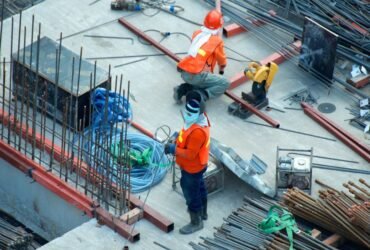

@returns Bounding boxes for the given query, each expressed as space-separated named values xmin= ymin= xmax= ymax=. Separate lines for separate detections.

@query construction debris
xmin=284 ymin=89 xmax=318 ymax=106
xmin=347 ymin=98 xmax=370 ymax=133
xmin=210 ymin=138 xmax=274 ymax=197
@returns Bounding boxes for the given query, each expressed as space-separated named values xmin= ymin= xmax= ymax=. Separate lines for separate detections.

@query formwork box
xmin=12 ymin=36 xmax=109 ymax=128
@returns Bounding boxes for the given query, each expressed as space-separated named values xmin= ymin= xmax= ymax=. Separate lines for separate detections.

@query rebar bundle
xmin=348 ymin=202 xmax=370 ymax=233
xmin=281 ymin=179 xmax=370 ymax=248
xmin=225 ymin=0 xmax=370 ymax=57
xmin=0 ymin=218 xmax=33 ymax=249
xmin=267 ymin=0 xmax=370 ymax=53
xmin=191 ymin=196 xmax=337 ymax=250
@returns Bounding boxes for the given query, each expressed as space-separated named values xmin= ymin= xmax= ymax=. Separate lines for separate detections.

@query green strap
xmin=110 ymin=143 xmax=172 ymax=168
xmin=258 ymin=205 xmax=299 ymax=250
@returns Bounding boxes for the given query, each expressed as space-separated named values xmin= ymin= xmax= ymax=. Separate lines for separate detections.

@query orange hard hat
xmin=204 ymin=9 xmax=223 ymax=30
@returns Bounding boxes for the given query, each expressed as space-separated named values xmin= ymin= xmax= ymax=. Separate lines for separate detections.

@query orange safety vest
xmin=176 ymin=123 xmax=210 ymax=174
xmin=177 ymin=31 xmax=223 ymax=74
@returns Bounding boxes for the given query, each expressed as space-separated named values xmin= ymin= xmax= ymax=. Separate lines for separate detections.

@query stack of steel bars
xmin=190 ymin=196 xmax=337 ymax=250
xmin=281 ymin=179 xmax=370 ymax=248
xmin=0 ymin=218 xmax=33 ymax=249
xmin=265 ymin=0 xmax=369 ymax=53
xmin=301 ymin=102 xmax=370 ymax=162
xmin=215 ymin=0 xmax=370 ymax=67
xmin=204 ymin=0 xmax=369 ymax=99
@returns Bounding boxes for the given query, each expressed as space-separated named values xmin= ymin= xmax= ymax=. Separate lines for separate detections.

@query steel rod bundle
xmin=0 ymin=217 xmax=33 ymax=249
xmin=264 ymin=0 xmax=369 ymax=53
xmin=191 ymin=196 xmax=337 ymax=250
xmin=281 ymin=180 xmax=370 ymax=248
xmin=348 ymin=202 xmax=370 ymax=233
xmin=224 ymin=0 xmax=370 ymax=63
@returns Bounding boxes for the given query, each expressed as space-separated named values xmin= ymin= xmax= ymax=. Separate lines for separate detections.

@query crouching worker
xmin=174 ymin=9 xmax=230 ymax=103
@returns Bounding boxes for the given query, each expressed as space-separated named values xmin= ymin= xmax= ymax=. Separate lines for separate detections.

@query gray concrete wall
xmin=0 ymin=158 xmax=89 ymax=241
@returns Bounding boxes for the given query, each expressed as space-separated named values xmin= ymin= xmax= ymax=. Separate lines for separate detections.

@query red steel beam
xmin=118 ymin=18 xmax=181 ymax=62
xmin=301 ymin=103 xmax=370 ymax=162
xmin=127 ymin=193 xmax=174 ymax=232
xmin=118 ymin=17 xmax=279 ymax=127
xmin=301 ymin=102 xmax=370 ymax=154
xmin=95 ymin=207 xmax=140 ymax=242
xmin=223 ymin=23 xmax=247 ymax=37
xmin=0 ymin=113 xmax=141 ymax=242
xmin=0 ymin=109 xmax=173 ymax=234
xmin=0 ymin=139 xmax=94 ymax=216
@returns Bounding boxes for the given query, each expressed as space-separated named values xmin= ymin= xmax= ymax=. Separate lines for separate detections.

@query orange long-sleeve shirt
xmin=177 ymin=30 xmax=227 ymax=74
xmin=191 ymin=31 xmax=227 ymax=71
xmin=175 ymin=128 xmax=208 ymax=173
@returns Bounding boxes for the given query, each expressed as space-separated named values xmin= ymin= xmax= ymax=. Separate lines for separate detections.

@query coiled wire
xmin=74 ymin=88 xmax=170 ymax=193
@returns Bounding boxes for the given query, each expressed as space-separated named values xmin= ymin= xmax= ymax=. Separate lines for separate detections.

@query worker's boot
xmin=179 ymin=211 xmax=203 ymax=234
xmin=173 ymin=83 xmax=193 ymax=104
xmin=201 ymin=199 xmax=208 ymax=220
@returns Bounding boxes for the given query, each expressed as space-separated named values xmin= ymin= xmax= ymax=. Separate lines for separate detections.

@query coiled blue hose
xmin=75 ymin=88 xmax=169 ymax=193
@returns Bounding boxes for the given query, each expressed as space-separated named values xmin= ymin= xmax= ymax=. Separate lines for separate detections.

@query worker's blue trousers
xmin=180 ymin=168 xmax=207 ymax=213
xmin=181 ymin=71 xmax=230 ymax=99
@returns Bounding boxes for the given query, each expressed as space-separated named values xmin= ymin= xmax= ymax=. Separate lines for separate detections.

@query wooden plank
xmin=311 ymin=229 xmax=322 ymax=239
xmin=323 ymin=234 xmax=344 ymax=247
xmin=120 ymin=208 xmax=143 ymax=225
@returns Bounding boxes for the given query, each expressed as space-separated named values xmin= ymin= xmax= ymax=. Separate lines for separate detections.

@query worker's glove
xmin=164 ymin=143 xmax=176 ymax=155
xmin=169 ymin=132 xmax=179 ymax=143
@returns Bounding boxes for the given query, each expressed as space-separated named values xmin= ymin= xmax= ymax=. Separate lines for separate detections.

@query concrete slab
xmin=0 ymin=0 xmax=369 ymax=249
xmin=0 ymin=158 xmax=89 ymax=241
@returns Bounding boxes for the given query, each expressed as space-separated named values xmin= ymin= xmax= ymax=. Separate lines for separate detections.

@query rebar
xmin=0 ymin=23 xmax=141 ymax=218
xmin=192 ymin=195 xmax=336 ymax=250
xmin=281 ymin=181 xmax=370 ymax=248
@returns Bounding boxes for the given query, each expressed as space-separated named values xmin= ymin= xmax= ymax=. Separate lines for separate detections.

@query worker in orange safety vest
xmin=174 ymin=9 xmax=230 ymax=104
xmin=164 ymin=91 xmax=210 ymax=234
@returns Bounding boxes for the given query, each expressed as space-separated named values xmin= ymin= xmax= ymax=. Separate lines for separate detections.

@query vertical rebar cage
xmin=0 ymin=12 xmax=135 ymax=216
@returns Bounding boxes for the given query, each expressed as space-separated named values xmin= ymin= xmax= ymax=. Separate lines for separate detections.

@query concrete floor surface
xmin=1 ymin=0 xmax=369 ymax=249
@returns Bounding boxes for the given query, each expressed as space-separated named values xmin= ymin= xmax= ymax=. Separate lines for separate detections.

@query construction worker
xmin=164 ymin=91 xmax=210 ymax=234
xmin=174 ymin=9 xmax=229 ymax=103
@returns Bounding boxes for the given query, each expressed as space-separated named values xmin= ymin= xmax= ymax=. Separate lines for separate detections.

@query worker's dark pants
xmin=180 ymin=168 xmax=207 ymax=213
